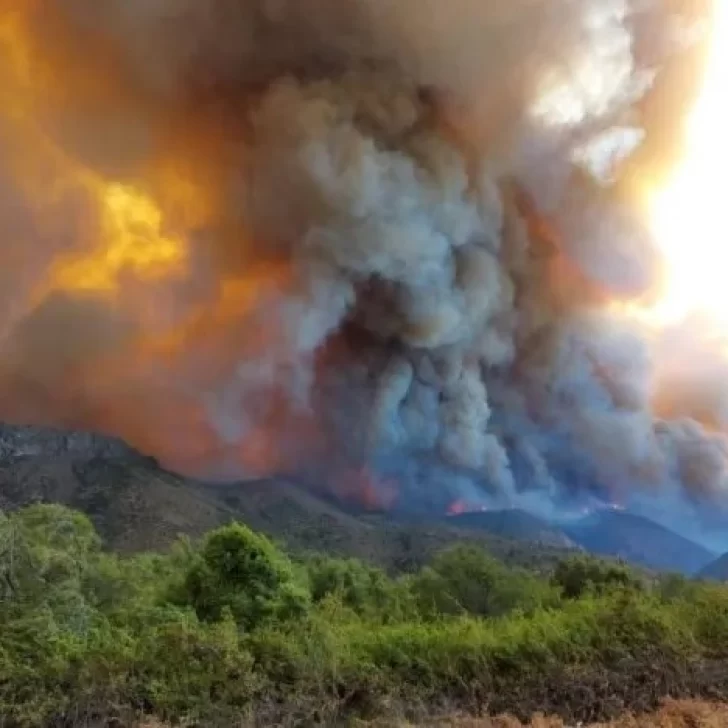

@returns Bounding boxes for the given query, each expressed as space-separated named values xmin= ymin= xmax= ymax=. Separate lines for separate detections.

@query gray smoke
xmin=1 ymin=0 xmax=725 ymax=546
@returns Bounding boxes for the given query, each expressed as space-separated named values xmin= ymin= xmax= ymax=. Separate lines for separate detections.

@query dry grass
xmin=590 ymin=699 xmax=728 ymax=727
xmin=362 ymin=699 xmax=728 ymax=727
xmin=134 ymin=699 xmax=728 ymax=727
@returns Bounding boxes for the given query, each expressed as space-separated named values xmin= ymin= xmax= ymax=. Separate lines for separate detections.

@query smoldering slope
xmin=0 ymin=0 xmax=725 ymax=550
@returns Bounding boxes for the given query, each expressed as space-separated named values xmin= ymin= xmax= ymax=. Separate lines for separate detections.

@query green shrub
xmin=305 ymin=555 xmax=415 ymax=622
xmin=409 ymin=543 xmax=560 ymax=619
xmin=180 ymin=522 xmax=310 ymax=629
xmin=552 ymin=554 xmax=643 ymax=599
xmin=3 ymin=504 xmax=728 ymax=726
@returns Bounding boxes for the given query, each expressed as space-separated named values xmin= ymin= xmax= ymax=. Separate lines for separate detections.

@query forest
xmin=2 ymin=504 xmax=728 ymax=727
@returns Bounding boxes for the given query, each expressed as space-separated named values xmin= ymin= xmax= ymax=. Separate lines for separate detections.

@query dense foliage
xmin=2 ymin=505 xmax=728 ymax=727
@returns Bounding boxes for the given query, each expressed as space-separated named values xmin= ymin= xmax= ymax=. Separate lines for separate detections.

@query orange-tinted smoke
xmin=512 ymin=184 xmax=618 ymax=310
xmin=0 ymin=3 xmax=314 ymax=480
xmin=332 ymin=466 xmax=399 ymax=512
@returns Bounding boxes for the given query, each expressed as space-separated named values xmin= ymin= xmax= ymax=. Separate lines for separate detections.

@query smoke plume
xmin=0 ymin=0 xmax=724 ymax=546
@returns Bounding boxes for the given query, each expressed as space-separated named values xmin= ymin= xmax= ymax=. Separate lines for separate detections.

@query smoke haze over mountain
xmin=1 ymin=0 xmax=725 ymax=549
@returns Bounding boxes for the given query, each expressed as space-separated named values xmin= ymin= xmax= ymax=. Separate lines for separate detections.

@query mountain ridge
xmin=0 ymin=422 xmax=715 ymax=575
xmin=562 ymin=510 xmax=716 ymax=575
xmin=0 ymin=422 xmax=578 ymax=572
xmin=699 ymin=552 xmax=728 ymax=581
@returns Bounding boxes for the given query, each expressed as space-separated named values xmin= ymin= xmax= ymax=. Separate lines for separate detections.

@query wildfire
xmin=447 ymin=499 xmax=490 ymax=516
xmin=49 ymin=183 xmax=186 ymax=294
xmin=0 ymin=2 xmax=277 ymax=474
xmin=646 ymin=0 xmax=728 ymax=327
xmin=2 ymin=0 xmax=727 ymax=521
xmin=335 ymin=467 xmax=399 ymax=511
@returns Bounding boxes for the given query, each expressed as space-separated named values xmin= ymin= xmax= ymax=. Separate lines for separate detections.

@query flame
xmin=334 ymin=467 xmax=399 ymax=511
xmin=49 ymin=183 xmax=186 ymax=293
xmin=646 ymin=0 xmax=728 ymax=327
xmin=2 ymin=0 xmax=723 ymax=512
xmin=446 ymin=499 xmax=490 ymax=516
xmin=0 ymin=2 xmax=283 ymax=475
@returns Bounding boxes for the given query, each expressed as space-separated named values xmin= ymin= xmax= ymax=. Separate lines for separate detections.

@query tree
xmin=180 ymin=523 xmax=309 ymax=630
xmin=14 ymin=504 xmax=100 ymax=559
xmin=0 ymin=511 xmax=25 ymax=600
xmin=552 ymin=555 xmax=643 ymax=600
xmin=305 ymin=555 xmax=414 ymax=621
xmin=409 ymin=543 xmax=558 ymax=618
xmin=0 ymin=505 xmax=100 ymax=607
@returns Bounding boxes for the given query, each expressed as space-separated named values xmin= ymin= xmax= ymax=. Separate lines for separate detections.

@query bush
xmin=3 ymin=505 xmax=728 ymax=726
xmin=180 ymin=523 xmax=310 ymax=629
xmin=409 ymin=543 xmax=560 ymax=619
xmin=552 ymin=554 xmax=643 ymax=599
xmin=305 ymin=555 xmax=415 ymax=622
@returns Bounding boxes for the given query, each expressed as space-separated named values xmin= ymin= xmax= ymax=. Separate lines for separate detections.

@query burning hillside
xmin=0 ymin=0 xmax=725 ymax=547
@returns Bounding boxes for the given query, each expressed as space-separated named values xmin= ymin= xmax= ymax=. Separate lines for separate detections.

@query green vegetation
xmin=2 ymin=504 xmax=728 ymax=727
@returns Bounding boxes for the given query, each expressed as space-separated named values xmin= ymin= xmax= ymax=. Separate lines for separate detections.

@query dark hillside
xmin=0 ymin=423 xmax=575 ymax=572
xmin=699 ymin=552 xmax=728 ymax=581
xmin=563 ymin=510 xmax=715 ymax=575
xmin=444 ymin=508 xmax=579 ymax=550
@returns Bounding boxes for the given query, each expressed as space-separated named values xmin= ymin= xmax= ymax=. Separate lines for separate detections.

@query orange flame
xmin=0 ymin=4 xmax=306 ymax=479
xmin=446 ymin=499 xmax=489 ymax=516
xmin=49 ymin=184 xmax=186 ymax=294
xmin=334 ymin=467 xmax=399 ymax=511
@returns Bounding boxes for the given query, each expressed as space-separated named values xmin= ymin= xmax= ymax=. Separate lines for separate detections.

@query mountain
xmin=698 ymin=552 xmax=728 ymax=581
xmin=0 ymin=422 xmax=575 ymax=573
xmin=562 ymin=510 xmax=716 ymax=575
xmin=444 ymin=509 xmax=580 ymax=550
xmin=2 ymin=422 xmax=718 ymax=576
xmin=0 ymin=431 xmax=223 ymax=553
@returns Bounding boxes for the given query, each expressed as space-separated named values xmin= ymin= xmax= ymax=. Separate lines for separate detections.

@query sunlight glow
xmin=648 ymin=0 xmax=728 ymax=326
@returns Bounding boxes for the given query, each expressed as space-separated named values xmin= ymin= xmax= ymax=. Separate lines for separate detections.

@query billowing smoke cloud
xmin=1 ymin=0 xmax=724 ymax=546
